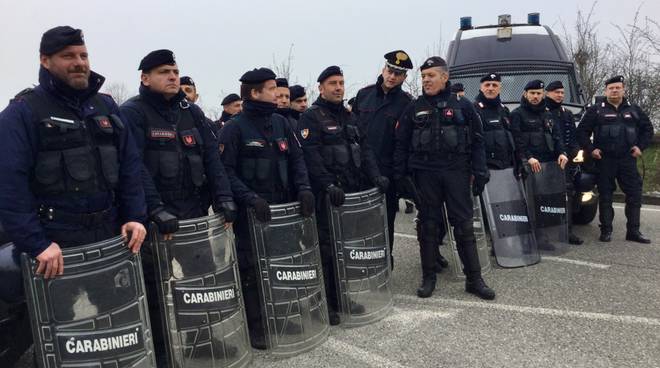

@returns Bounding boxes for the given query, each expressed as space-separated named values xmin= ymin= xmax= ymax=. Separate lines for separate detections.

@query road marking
xmin=542 ymin=256 xmax=611 ymax=269
xmin=326 ymin=337 xmax=409 ymax=368
xmin=394 ymin=232 xmax=416 ymax=240
xmin=613 ymin=205 xmax=660 ymax=213
xmin=394 ymin=294 xmax=660 ymax=326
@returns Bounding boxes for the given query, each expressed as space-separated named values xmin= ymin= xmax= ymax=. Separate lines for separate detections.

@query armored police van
xmin=447 ymin=13 xmax=598 ymax=225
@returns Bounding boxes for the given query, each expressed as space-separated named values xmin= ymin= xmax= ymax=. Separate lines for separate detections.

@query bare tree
xmin=611 ymin=7 xmax=660 ymax=126
xmin=272 ymin=44 xmax=294 ymax=80
xmin=404 ymin=31 xmax=447 ymax=98
xmin=102 ymin=82 xmax=131 ymax=105
xmin=561 ymin=2 xmax=613 ymax=103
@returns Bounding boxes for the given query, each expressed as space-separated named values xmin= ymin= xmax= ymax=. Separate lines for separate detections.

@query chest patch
xmin=149 ymin=128 xmax=176 ymax=140
xmin=97 ymin=117 xmax=112 ymax=129
xmin=443 ymin=109 xmax=454 ymax=118
xmin=300 ymin=129 xmax=309 ymax=139
xmin=182 ymin=134 xmax=196 ymax=146
xmin=278 ymin=140 xmax=288 ymax=152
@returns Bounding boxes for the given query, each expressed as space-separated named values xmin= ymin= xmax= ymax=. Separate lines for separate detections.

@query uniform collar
xmin=38 ymin=66 xmax=105 ymax=107
xmin=139 ymin=83 xmax=186 ymax=109
xmin=376 ymin=75 xmax=403 ymax=97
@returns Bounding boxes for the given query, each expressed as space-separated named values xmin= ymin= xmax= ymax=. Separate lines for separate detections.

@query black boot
xmin=599 ymin=226 xmax=612 ymax=242
xmin=416 ymin=278 xmax=436 ymax=298
xmin=465 ymin=277 xmax=496 ymax=300
xmin=328 ymin=310 xmax=341 ymax=326
xmin=626 ymin=230 xmax=651 ymax=244
xmin=350 ymin=301 xmax=366 ymax=314
xmin=569 ymin=233 xmax=584 ymax=245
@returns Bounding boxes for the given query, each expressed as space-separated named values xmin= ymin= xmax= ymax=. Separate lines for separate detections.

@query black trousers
xmin=595 ymin=156 xmax=642 ymax=232
xmin=413 ymin=168 xmax=482 ymax=281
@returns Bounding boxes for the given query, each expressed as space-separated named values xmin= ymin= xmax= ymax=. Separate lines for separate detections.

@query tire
xmin=573 ymin=195 xmax=598 ymax=225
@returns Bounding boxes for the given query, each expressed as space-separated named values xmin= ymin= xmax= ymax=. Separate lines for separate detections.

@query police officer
xmin=275 ymin=77 xmax=298 ymax=129
xmin=545 ymin=80 xmax=583 ymax=245
xmin=451 ymin=82 xmax=466 ymax=98
xmin=577 ymin=76 xmax=654 ymax=243
xmin=180 ymin=76 xmax=198 ymax=103
xmin=289 ymin=84 xmax=308 ymax=119
xmin=298 ymin=65 xmax=389 ymax=324
xmin=510 ymin=80 xmax=568 ymax=174
xmin=217 ymin=67 xmax=315 ymax=348
xmin=217 ymin=93 xmax=242 ymax=128
xmin=0 ymin=26 xmax=147 ymax=280
xmin=120 ymin=49 xmax=237 ymax=365
xmin=394 ymin=56 xmax=495 ymax=300
xmin=474 ymin=73 xmax=515 ymax=170
xmin=352 ymin=50 xmax=414 ymax=269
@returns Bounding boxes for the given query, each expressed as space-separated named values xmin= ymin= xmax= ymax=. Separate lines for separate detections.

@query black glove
xmin=373 ymin=176 xmax=390 ymax=193
xmin=297 ymin=190 xmax=315 ymax=217
xmin=216 ymin=201 xmax=238 ymax=223
xmin=150 ymin=207 xmax=179 ymax=235
xmin=326 ymin=184 xmax=345 ymax=207
xmin=251 ymin=196 xmax=271 ymax=222
xmin=395 ymin=176 xmax=418 ymax=202
xmin=472 ymin=175 xmax=489 ymax=197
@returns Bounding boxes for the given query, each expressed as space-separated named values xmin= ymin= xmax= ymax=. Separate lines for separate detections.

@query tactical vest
xmin=128 ymin=97 xmax=206 ymax=202
xmin=410 ymin=94 xmax=470 ymax=157
xmin=476 ymin=102 xmax=514 ymax=168
xmin=593 ymin=102 xmax=639 ymax=155
xmin=24 ymin=91 xmax=120 ymax=198
xmin=234 ymin=114 xmax=291 ymax=203
xmin=517 ymin=108 xmax=554 ymax=157
xmin=308 ymin=106 xmax=362 ymax=176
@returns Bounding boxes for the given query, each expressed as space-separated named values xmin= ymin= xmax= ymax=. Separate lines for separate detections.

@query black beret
xmin=450 ymin=83 xmax=465 ymax=93
xmin=545 ymin=80 xmax=564 ymax=91
xmin=420 ymin=56 xmax=447 ymax=71
xmin=180 ymin=76 xmax=195 ymax=87
xmin=40 ymin=26 xmax=85 ymax=56
xmin=221 ymin=93 xmax=241 ymax=106
xmin=276 ymin=78 xmax=289 ymax=88
xmin=139 ymin=49 xmax=176 ymax=72
xmin=605 ymin=75 xmax=624 ymax=86
xmin=317 ymin=65 xmax=343 ymax=83
xmin=524 ymin=79 xmax=545 ymax=91
xmin=480 ymin=73 xmax=501 ymax=83
xmin=384 ymin=50 xmax=413 ymax=70
xmin=239 ymin=67 xmax=277 ymax=84
xmin=289 ymin=85 xmax=306 ymax=100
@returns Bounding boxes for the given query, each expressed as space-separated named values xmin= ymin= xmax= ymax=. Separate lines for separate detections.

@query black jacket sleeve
xmin=510 ymin=109 xmax=532 ymax=161
xmin=635 ymin=105 xmax=654 ymax=151
xmin=576 ymin=105 xmax=598 ymax=154
xmin=191 ymin=106 xmax=233 ymax=204
xmin=217 ymin=122 xmax=258 ymax=205
xmin=297 ymin=110 xmax=336 ymax=190
xmin=463 ymin=100 xmax=488 ymax=178
xmin=393 ymin=103 xmax=415 ymax=179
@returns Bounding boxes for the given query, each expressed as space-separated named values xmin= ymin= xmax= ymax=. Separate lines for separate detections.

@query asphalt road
xmin=13 ymin=204 xmax=660 ymax=368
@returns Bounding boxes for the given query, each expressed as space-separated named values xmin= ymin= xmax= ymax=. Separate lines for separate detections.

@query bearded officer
xmin=577 ymin=76 xmax=653 ymax=243
xmin=394 ymin=56 xmax=495 ymax=300
xmin=545 ymin=80 xmax=583 ymax=245
xmin=0 ymin=26 xmax=147 ymax=280
xmin=298 ymin=65 xmax=389 ymax=324
xmin=217 ymin=67 xmax=315 ymax=348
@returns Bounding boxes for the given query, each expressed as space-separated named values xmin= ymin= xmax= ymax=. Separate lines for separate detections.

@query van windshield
xmin=450 ymin=72 xmax=580 ymax=105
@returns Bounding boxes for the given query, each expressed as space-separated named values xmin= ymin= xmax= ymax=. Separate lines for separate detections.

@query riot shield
xmin=482 ymin=168 xmax=540 ymax=268
xmin=444 ymin=196 xmax=492 ymax=280
xmin=524 ymin=162 xmax=569 ymax=252
xmin=150 ymin=214 xmax=252 ymax=368
xmin=248 ymin=202 xmax=329 ymax=357
xmin=327 ymin=187 xmax=392 ymax=328
xmin=22 ymin=236 xmax=156 ymax=368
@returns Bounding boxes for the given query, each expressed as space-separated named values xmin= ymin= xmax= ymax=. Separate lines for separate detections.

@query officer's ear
xmin=141 ymin=72 xmax=150 ymax=87
xmin=39 ymin=54 xmax=50 ymax=69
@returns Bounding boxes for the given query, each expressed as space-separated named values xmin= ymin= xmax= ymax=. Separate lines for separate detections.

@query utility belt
xmin=38 ymin=205 xmax=115 ymax=227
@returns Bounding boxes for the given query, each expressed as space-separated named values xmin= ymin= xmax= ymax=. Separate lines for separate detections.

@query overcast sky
xmin=1 ymin=0 xmax=658 ymax=113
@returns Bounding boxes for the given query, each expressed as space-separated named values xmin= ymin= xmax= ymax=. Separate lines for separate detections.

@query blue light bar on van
xmin=528 ymin=13 xmax=540 ymax=25
xmin=460 ymin=17 xmax=473 ymax=30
